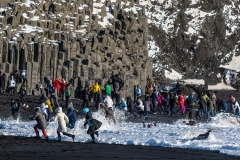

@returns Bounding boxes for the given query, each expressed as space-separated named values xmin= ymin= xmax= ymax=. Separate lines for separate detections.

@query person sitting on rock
xmin=40 ymin=86 xmax=53 ymax=113
xmin=83 ymin=107 xmax=102 ymax=143
xmin=29 ymin=106 xmax=49 ymax=141
xmin=66 ymin=102 xmax=77 ymax=129
xmin=51 ymin=107 xmax=75 ymax=142
xmin=10 ymin=98 xmax=22 ymax=120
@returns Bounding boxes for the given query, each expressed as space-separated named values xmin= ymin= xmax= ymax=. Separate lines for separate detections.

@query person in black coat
xmin=10 ymin=98 xmax=22 ymax=120
xmin=29 ymin=107 xmax=49 ymax=140
xmin=83 ymin=108 xmax=102 ymax=143
xmin=126 ymin=96 xmax=137 ymax=117
xmin=81 ymin=86 xmax=90 ymax=108
xmin=20 ymin=84 xmax=28 ymax=108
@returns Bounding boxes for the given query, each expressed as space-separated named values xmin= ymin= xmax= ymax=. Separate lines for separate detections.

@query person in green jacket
xmin=105 ymin=82 xmax=111 ymax=96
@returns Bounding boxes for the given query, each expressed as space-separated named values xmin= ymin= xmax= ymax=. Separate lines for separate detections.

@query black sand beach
xmin=0 ymin=135 xmax=238 ymax=160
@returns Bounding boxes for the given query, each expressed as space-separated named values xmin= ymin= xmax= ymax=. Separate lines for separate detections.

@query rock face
xmin=0 ymin=0 xmax=152 ymax=98
xmin=142 ymin=0 xmax=240 ymax=86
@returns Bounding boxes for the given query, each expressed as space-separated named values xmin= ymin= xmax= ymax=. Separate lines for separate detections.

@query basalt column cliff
xmin=0 ymin=0 xmax=152 ymax=97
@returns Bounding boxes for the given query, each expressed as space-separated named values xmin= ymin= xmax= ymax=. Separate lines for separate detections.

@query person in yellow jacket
xmin=89 ymin=81 xmax=101 ymax=102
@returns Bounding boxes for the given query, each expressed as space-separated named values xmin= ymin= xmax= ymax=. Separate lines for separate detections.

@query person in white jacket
xmin=8 ymin=76 xmax=16 ymax=94
xmin=51 ymin=107 xmax=75 ymax=142
xmin=136 ymin=96 xmax=145 ymax=119
xmin=233 ymin=101 xmax=240 ymax=116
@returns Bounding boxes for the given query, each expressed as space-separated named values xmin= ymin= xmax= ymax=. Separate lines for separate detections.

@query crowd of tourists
xmin=1 ymin=70 xmax=240 ymax=142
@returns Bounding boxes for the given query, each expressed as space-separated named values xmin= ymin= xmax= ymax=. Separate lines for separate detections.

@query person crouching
xmin=29 ymin=106 xmax=49 ymax=141
xmin=83 ymin=107 xmax=102 ymax=143
xmin=51 ymin=107 xmax=75 ymax=142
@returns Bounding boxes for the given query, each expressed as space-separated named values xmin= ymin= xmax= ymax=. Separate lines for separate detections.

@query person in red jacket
xmin=61 ymin=78 xmax=68 ymax=100
xmin=53 ymin=78 xmax=61 ymax=95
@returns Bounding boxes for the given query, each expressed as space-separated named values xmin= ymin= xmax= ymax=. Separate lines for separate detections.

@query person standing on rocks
xmin=105 ymin=82 xmax=111 ymax=96
xmin=211 ymin=91 xmax=217 ymax=113
xmin=89 ymin=81 xmax=101 ymax=102
xmin=50 ymin=86 xmax=60 ymax=108
xmin=187 ymin=92 xmax=197 ymax=121
xmin=83 ymin=107 xmax=102 ymax=143
xmin=0 ymin=71 xmax=5 ymax=94
xmin=20 ymin=84 xmax=28 ymax=108
xmin=151 ymin=89 xmax=158 ymax=113
xmin=81 ymin=86 xmax=90 ymax=108
xmin=51 ymin=107 xmax=75 ymax=142
xmin=7 ymin=76 xmax=16 ymax=94
xmin=29 ymin=106 xmax=49 ymax=141
xmin=65 ymin=84 xmax=71 ymax=108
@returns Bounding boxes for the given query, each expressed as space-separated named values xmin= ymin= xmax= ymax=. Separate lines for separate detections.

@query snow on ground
xmin=164 ymin=69 xmax=183 ymax=80
xmin=208 ymin=80 xmax=236 ymax=90
xmin=1 ymin=112 xmax=240 ymax=156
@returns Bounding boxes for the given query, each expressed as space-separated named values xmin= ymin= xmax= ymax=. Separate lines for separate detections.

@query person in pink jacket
xmin=178 ymin=93 xmax=185 ymax=114
xmin=157 ymin=93 xmax=166 ymax=114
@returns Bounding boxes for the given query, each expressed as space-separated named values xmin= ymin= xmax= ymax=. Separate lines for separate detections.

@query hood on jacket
xmin=55 ymin=107 xmax=62 ymax=113
xmin=68 ymin=102 xmax=74 ymax=109
xmin=34 ymin=106 xmax=40 ymax=112
xmin=83 ymin=107 xmax=89 ymax=115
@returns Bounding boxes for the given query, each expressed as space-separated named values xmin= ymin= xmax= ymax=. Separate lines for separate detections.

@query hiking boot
xmin=58 ymin=137 xmax=61 ymax=142
xmin=35 ymin=132 xmax=40 ymax=139
xmin=45 ymin=136 xmax=49 ymax=142
xmin=95 ymin=131 xmax=99 ymax=137
xmin=143 ymin=122 xmax=146 ymax=128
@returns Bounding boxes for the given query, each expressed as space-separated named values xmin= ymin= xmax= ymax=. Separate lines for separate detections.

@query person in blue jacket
xmin=66 ymin=102 xmax=77 ymax=129
xmin=83 ymin=107 xmax=102 ymax=143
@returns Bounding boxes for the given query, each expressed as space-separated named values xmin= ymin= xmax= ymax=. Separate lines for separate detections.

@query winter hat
xmin=83 ymin=107 xmax=89 ymax=115
xmin=121 ymin=98 xmax=124 ymax=102
xmin=40 ymin=103 xmax=45 ymax=108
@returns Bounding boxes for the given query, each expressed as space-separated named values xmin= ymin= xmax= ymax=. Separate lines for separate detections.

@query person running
xmin=20 ymin=84 xmax=28 ymax=108
xmin=10 ymin=98 xmax=22 ymax=120
xmin=40 ymin=103 xmax=51 ymax=122
xmin=29 ymin=106 xmax=49 ymax=141
xmin=66 ymin=102 xmax=77 ymax=129
xmin=51 ymin=107 xmax=75 ymax=142
xmin=83 ymin=107 xmax=102 ymax=143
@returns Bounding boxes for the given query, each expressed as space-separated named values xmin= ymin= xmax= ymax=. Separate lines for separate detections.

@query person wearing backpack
xmin=10 ymin=98 xmax=22 ymax=119
xmin=65 ymin=85 xmax=71 ymax=108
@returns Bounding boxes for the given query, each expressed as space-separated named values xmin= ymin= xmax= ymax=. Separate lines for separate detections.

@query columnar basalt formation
xmin=0 ymin=0 xmax=152 ymax=98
